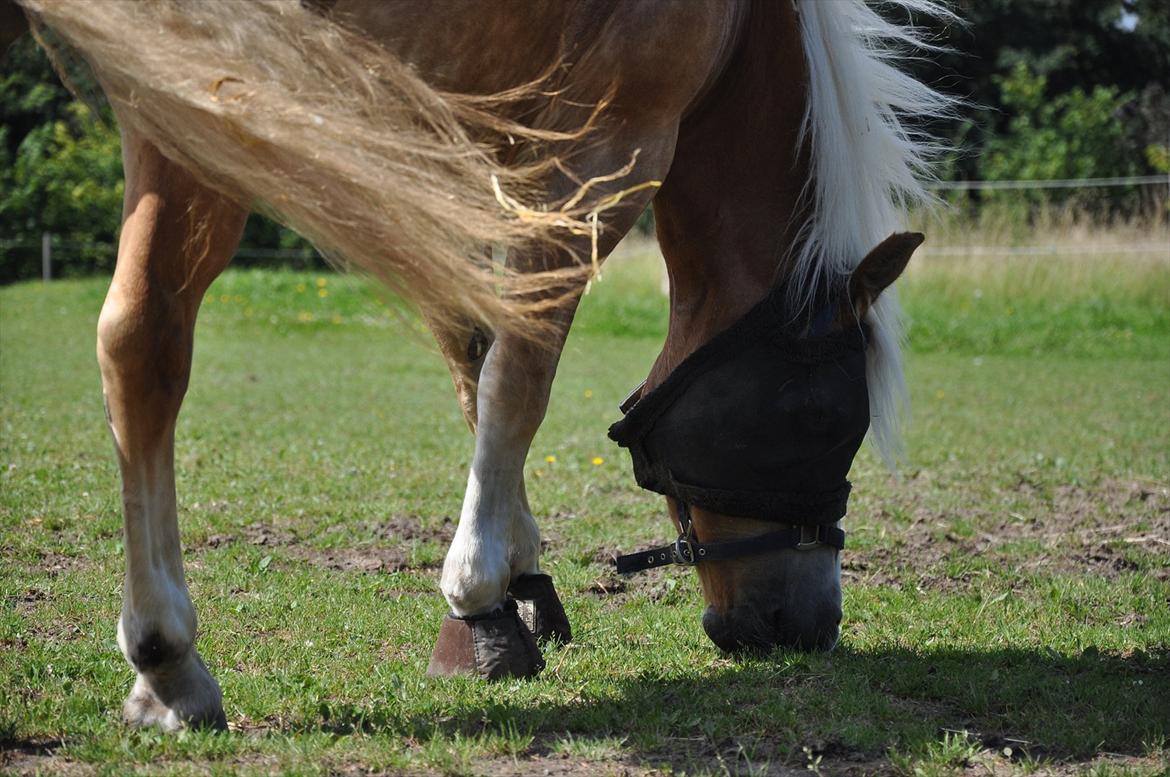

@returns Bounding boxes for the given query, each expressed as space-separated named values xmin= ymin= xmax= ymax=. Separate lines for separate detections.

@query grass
xmin=1 ymin=237 xmax=1168 ymax=776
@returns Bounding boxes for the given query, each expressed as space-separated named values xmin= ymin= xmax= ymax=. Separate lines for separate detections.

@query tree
xmin=980 ymin=63 xmax=1139 ymax=210
xmin=0 ymin=34 xmax=318 ymax=281
xmin=901 ymin=0 xmax=1169 ymax=186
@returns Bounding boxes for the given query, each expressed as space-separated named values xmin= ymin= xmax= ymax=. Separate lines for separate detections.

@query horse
xmin=13 ymin=0 xmax=952 ymax=730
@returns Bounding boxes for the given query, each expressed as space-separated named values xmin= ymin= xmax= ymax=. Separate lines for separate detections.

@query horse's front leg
xmin=426 ymin=319 xmax=573 ymax=678
xmin=102 ymin=129 xmax=245 ymax=728
xmin=444 ymin=321 xmax=573 ymax=582
xmin=429 ymin=127 xmax=679 ymax=679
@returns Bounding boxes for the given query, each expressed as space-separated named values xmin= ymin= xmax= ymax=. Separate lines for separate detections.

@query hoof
xmin=508 ymin=573 xmax=572 ymax=645
xmin=427 ymin=598 xmax=545 ymax=680
xmin=123 ymin=651 xmax=226 ymax=731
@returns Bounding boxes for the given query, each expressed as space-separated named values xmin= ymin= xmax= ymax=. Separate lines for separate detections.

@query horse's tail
xmin=794 ymin=0 xmax=957 ymax=467
xmin=18 ymin=0 xmax=596 ymax=340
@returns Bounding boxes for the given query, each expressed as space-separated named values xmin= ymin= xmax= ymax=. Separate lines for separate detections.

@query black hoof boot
xmin=507 ymin=573 xmax=572 ymax=645
xmin=426 ymin=598 xmax=545 ymax=680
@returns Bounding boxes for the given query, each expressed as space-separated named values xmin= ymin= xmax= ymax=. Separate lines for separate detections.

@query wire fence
xmin=923 ymin=243 xmax=1168 ymax=257
xmin=928 ymin=174 xmax=1169 ymax=191
xmin=3 ymin=175 xmax=1168 ymax=281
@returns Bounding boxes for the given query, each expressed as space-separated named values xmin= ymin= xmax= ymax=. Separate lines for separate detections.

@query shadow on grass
xmin=295 ymin=645 xmax=1168 ymax=769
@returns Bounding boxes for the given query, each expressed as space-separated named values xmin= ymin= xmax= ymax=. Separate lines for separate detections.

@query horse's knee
xmin=97 ymin=287 xmax=195 ymax=408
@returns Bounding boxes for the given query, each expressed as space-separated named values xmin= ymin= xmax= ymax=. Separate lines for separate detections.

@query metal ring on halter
xmin=796 ymin=524 xmax=823 ymax=551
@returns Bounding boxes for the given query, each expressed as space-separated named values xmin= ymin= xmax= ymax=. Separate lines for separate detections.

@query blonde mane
xmin=795 ymin=0 xmax=957 ymax=466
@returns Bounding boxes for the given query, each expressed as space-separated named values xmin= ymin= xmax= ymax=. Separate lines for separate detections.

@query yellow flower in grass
xmin=591 ymin=456 xmax=604 ymax=466
xmin=318 ymin=288 xmax=328 ymax=298
xmin=584 ymin=389 xmax=593 ymax=399
xmin=316 ymin=277 xmax=328 ymax=288
xmin=545 ymin=455 xmax=557 ymax=464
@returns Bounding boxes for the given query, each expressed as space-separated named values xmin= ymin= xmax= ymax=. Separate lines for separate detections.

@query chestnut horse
xmin=14 ymin=0 xmax=951 ymax=729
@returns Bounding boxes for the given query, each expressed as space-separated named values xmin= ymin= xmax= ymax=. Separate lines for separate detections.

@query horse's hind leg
xmin=100 ymin=128 xmax=246 ymax=729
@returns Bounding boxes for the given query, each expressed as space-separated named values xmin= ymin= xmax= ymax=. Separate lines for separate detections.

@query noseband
xmin=613 ymin=500 xmax=846 ymax=574
xmin=608 ymin=281 xmax=868 ymax=574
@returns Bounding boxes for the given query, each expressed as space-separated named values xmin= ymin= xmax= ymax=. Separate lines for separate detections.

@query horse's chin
xmin=701 ymin=596 xmax=842 ymax=655
xmin=695 ymin=541 xmax=844 ymax=654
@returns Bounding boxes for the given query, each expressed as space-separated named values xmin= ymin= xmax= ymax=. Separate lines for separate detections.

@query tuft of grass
xmin=549 ymin=733 xmax=628 ymax=762
xmin=889 ymin=731 xmax=983 ymax=777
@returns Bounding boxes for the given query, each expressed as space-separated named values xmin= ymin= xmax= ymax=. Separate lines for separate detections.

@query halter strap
xmin=613 ymin=501 xmax=844 ymax=575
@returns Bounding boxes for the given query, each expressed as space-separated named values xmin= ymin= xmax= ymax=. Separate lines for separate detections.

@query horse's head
xmin=610 ymin=232 xmax=923 ymax=654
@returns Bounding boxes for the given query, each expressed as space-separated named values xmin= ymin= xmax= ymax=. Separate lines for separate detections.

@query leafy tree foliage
xmin=980 ymin=64 xmax=1140 ymax=210
xmin=1 ymin=2 xmax=1167 ymax=281
xmin=0 ymin=34 xmax=315 ymax=282
xmin=905 ymin=0 xmax=1169 ymax=188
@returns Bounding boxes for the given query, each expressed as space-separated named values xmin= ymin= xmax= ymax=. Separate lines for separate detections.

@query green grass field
xmin=2 ymin=244 xmax=1168 ymax=776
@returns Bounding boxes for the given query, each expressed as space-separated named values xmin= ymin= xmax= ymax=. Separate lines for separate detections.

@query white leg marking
xmin=441 ymin=465 xmax=517 ymax=616
xmin=440 ymin=340 xmax=550 ymax=617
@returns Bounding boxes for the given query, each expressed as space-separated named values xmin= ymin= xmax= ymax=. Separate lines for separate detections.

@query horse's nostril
xmin=701 ymin=607 xmax=743 ymax=653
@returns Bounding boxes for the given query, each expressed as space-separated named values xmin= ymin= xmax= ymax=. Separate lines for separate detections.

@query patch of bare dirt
xmin=843 ymin=478 xmax=1169 ymax=591
xmin=320 ymin=516 xmax=455 ymax=545
xmin=12 ymin=586 xmax=49 ymax=616
xmin=2 ymin=747 xmax=1163 ymax=777
xmin=197 ymin=517 xmax=454 ymax=575
xmin=0 ymin=739 xmax=94 ymax=777
xmin=285 ymin=545 xmax=416 ymax=574
xmin=585 ymin=573 xmax=627 ymax=597
xmin=584 ymin=545 xmax=694 ymax=605
xmin=35 ymin=551 xmax=89 ymax=577
xmin=477 ymin=734 xmax=1166 ymax=777
xmin=289 ymin=516 xmax=454 ymax=573
xmin=202 ymin=520 xmax=296 ymax=549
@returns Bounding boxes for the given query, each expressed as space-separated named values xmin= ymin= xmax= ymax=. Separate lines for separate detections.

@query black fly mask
xmin=608 ymin=280 xmax=870 ymax=574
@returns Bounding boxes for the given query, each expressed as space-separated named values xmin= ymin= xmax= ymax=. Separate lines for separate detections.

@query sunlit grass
xmin=1 ymin=239 xmax=1167 ymax=774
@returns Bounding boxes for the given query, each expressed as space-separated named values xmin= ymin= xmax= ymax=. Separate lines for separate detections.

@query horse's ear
xmin=845 ymin=232 xmax=924 ymax=321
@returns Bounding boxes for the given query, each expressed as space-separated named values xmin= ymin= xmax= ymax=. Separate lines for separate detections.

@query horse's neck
xmin=646 ymin=0 xmax=812 ymax=392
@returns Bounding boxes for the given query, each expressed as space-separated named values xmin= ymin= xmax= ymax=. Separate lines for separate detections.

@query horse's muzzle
xmin=701 ymin=601 xmax=842 ymax=654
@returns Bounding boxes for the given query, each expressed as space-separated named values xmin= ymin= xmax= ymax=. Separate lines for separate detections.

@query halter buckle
xmin=795 ymin=524 xmax=823 ymax=550
xmin=672 ymin=534 xmax=698 ymax=565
